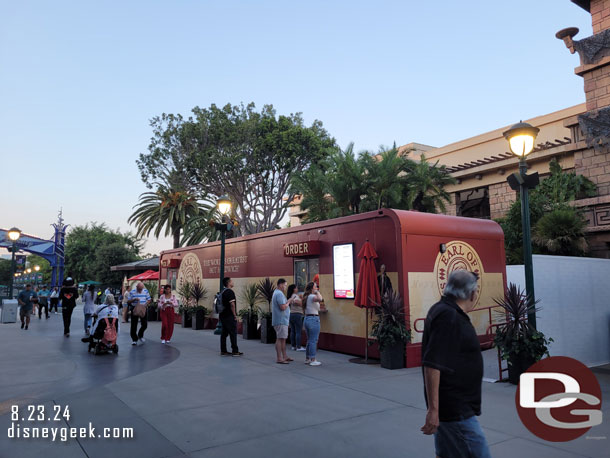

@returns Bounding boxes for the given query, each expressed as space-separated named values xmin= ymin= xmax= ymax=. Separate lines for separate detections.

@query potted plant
xmin=177 ymin=281 xmax=193 ymax=328
xmin=493 ymin=283 xmax=553 ymax=384
xmin=370 ymin=290 xmax=411 ymax=369
xmin=257 ymin=278 xmax=276 ymax=344
xmin=190 ymin=282 xmax=208 ymax=330
xmin=192 ymin=305 xmax=209 ymax=330
xmin=239 ymin=283 xmax=260 ymax=339
xmin=144 ymin=281 xmax=159 ymax=321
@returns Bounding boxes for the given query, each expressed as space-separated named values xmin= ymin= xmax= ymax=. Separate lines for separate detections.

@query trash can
xmin=1 ymin=299 xmax=18 ymax=323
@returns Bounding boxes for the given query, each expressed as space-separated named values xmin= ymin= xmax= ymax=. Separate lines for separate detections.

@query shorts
xmin=20 ymin=308 xmax=32 ymax=318
xmin=434 ymin=415 xmax=491 ymax=458
xmin=273 ymin=324 xmax=289 ymax=339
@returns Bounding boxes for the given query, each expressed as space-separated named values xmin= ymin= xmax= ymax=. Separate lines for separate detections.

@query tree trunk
xmin=173 ymin=230 xmax=180 ymax=249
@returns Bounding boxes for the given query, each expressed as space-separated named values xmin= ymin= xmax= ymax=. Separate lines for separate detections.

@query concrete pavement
xmin=0 ymin=304 xmax=608 ymax=458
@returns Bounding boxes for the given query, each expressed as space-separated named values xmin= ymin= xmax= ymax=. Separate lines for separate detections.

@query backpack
xmin=102 ymin=317 xmax=117 ymax=345
xmin=213 ymin=288 xmax=227 ymax=314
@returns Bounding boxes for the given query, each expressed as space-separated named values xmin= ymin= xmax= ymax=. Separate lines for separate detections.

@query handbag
xmin=132 ymin=303 xmax=147 ymax=318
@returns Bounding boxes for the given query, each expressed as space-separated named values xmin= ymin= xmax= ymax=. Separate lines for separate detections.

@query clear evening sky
xmin=0 ymin=1 xmax=592 ymax=256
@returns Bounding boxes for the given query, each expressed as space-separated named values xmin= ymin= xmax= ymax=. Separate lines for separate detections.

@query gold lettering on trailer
xmin=434 ymin=241 xmax=485 ymax=308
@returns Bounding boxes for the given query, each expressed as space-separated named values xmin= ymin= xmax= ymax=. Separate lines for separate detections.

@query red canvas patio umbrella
xmin=127 ymin=270 xmax=159 ymax=281
xmin=353 ymin=240 xmax=381 ymax=363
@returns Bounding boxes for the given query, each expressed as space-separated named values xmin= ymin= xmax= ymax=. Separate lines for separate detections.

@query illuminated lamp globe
xmin=503 ymin=121 xmax=540 ymax=158
xmin=8 ymin=227 xmax=21 ymax=241
xmin=26 ymin=268 xmax=32 ymax=274
xmin=34 ymin=265 xmax=40 ymax=272
xmin=216 ymin=195 xmax=232 ymax=216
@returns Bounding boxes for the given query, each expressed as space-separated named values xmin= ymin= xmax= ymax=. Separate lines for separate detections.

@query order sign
xmin=333 ymin=244 xmax=354 ymax=299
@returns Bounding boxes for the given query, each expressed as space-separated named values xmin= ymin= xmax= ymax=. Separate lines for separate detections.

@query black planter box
xmin=242 ymin=316 xmax=259 ymax=340
xmin=192 ymin=309 xmax=206 ymax=330
xmin=260 ymin=317 xmax=276 ymax=344
xmin=508 ymin=354 xmax=536 ymax=384
xmin=181 ymin=312 xmax=192 ymax=328
xmin=147 ymin=307 xmax=158 ymax=321
xmin=380 ymin=342 xmax=405 ymax=370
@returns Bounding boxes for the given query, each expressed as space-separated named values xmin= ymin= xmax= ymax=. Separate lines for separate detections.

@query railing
xmin=413 ymin=304 xmax=509 ymax=381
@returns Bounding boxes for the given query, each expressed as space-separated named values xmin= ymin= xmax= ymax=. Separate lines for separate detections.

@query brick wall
xmin=444 ymin=193 xmax=457 ymax=216
xmin=591 ymin=0 xmax=610 ymax=34
xmin=583 ymin=67 xmax=610 ymax=111
xmin=489 ymin=181 xmax=516 ymax=220
xmin=574 ymin=146 xmax=610 ymax=196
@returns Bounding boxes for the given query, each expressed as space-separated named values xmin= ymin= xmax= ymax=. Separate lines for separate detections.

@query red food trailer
xmin=159 ymin=209 xmax=506 ymax=368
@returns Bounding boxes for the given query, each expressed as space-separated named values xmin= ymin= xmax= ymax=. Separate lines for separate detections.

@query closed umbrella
xmin=352 ymin=240 xmax=381 ymax=363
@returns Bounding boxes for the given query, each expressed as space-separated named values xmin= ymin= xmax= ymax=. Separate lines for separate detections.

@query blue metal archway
xmin=0 ymin=211 xmax=68 ymax=288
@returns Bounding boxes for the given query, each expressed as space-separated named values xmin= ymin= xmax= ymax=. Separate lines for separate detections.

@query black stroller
xmin=86 ymin=316 xmax=119 ymax=355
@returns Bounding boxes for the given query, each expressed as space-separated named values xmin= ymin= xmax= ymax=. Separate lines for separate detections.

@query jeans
xmin=220 ymin=315 xmax=239 ymax=353
xmin=304 ymin=315 xmax=320 ymax=360
xmin=130 ymin=312 xmax=148 ymax=342
xmin=38 ymin=299 xmax=49 ymax=318
xmin=289 ymin=313 xmax=304 ymax=348
xmin=434 ymin=415 xmax=491 ymax=458
xmin=49 ymin=298 xmax=58 ymax=313
xmin=84 ymin=313 xmax=93 ymax=332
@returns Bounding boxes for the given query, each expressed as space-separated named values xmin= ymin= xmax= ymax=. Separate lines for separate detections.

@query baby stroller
xmin=87 ymin=316 xmax=119 ymax=355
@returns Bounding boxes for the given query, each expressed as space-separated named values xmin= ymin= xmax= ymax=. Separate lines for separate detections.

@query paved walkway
xmin=0 ymin=305 xmax=608 ymax=458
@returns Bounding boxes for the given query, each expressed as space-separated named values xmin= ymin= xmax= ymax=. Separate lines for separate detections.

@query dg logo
xmin=516 ymin=356 xmax=603 ymax=442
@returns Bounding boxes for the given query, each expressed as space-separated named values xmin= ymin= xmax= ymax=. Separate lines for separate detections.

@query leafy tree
xmin=290 ymin=166 xmax=334 ymax=223
xmin=497 ymin=159 xmax=596 ymax=264
xmin=129 ymin=171 xmax=212 ymax=248
xmin=26 ymin=254 xmax=52 ymax=285
xmin=137 ymin=103 xmax=337 ymax=235
xmin=64 ymin=223 xmax=142 ymax=286
xmin=325 ymin=143 xmax=369 ymax=217
xmin=0 ymin=258 xmax=11 ymax=286
xmin=361 ymin=145 xmax=411 ymax=211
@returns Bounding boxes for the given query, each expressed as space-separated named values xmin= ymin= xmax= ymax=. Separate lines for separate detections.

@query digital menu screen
xmin=333 ymin=243 xmax=355 ymax=299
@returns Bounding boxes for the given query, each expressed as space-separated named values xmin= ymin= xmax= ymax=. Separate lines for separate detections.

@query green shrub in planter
xmin=370 ymin=290 xmax=411 ymax=369
xmin=239 ymin=283 xmax=261 ymax=339
xmin=493 ymin=283 xmax=553 ymax=384
xmin=256 ymin=278 xmax=277 ymax=344
xmin=178 ymin=304 xmax=193 ymax=328
xmin=192 ymin=305 xmax=209 ymax=330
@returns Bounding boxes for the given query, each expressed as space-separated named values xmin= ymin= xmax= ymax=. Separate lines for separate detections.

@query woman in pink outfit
xmin=159 ymin=285 xmax=178 ymax=343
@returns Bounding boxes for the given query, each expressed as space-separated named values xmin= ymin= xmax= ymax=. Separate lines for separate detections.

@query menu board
xmin=333 ymin=243 xmax=355 ymax=299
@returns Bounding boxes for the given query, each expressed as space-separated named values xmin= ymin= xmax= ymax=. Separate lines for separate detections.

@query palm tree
xmin=361 ymin=146 xmax=411 ymax=211
xmin=404 ymin=154 xmax=456 ymax=213
xmin=326 ymin=143 xmax=369 ymax=217
xmin=128 ymin=173 xmax=212 ymax=248
xmin=533 ymin=208 xmax=588 ymax=256
xmin=290 ymin=166 xmax=333 ymax=223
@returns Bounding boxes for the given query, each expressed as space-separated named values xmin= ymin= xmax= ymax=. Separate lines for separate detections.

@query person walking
xmin=59 ymin=277 xmax=79 ymax=337
xmin=302 ymin=281 xmax=323 ymax=366
xmin=121 ymin=284 xmax=130 ymax=323
xmin=83 ymin=285 xmax=96 ymax=336
xmin=420 ymin=270 xmax=490 ymax=458
xmin=49 ymin=287 xmax=59 ymax=314
xmin=17 ymin=284 xmax=38 ymax=330
xmin=159 ymin=285 xmax=177 ymax=343
xmin=272 ymin=278 xmax=293 ymax=364
xmin=219 ymin=277 xmax=242 ymax=357
xmin=128 ymin=281 xmax=151 ymax=345
xmin=287 ymin=284 xmax=305 ymax=351
xmin=37 ymin=285 xmax=50 ymax=319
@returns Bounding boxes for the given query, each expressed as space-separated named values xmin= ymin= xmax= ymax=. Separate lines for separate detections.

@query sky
xmin=0 ymin=0 xmax=593 ymax=256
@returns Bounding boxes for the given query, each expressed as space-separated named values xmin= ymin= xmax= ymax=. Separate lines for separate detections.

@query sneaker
xmin=161 ymin=339 xmax=166 ymax=344
xmin=220 ymin=351 xmax=232 ymax=356
xmin=309 ymin=361 xmax=321 ymax=366
xmin=64 ymin=333 xmax=69 ymax=337
xmin=304 ymin=359 xmax=311 ymax=365
xmin=131 ymin=341 xmax=137 ymax=346
xmin=296 ymin=347 xmax=306 ymax=351
xmin=138 ymin=338 xmax=145 ymax=345
xmin=166 ymin=340 xmax=171 ymax=343
xmin=231 ymin=352 xmax=243 ymax=357
xmin=291 ymin=347 xmax=296 ymax=351
xmin=21 ymin=322 xmax=24 ymax=329
xmin=25 ymin=325 xmax=28 ymax=330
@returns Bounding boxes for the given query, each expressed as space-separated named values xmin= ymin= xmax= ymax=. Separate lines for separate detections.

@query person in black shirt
xmin=59 ymin=277 xmax=79 ymax=338
xmin=420 ymin=270 xmax=490 ymax=458
xmin=219 ymin=277 xmax=242 ymax=357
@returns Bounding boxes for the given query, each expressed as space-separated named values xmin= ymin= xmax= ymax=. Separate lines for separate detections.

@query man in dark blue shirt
xmin=420 ymin=270 xmax=490 ymax=458
xmin=17 ymin=284 xmax=38 ymax=330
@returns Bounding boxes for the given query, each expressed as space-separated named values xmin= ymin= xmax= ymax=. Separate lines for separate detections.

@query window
xmin=167 ymin=269 xmax=177 ymax=290
xmin=294 ymin=258 xmax=319 ymax=292
xmin=457 ymin=187 xmax=490 ymax=219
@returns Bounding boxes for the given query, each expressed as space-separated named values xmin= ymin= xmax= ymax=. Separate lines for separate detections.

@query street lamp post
xmin=7 ymin=227 xmax=22 ymax=299
xmin=213 ymin=195 xmax=234 ymax=335
xmin=503 ymin=121 xmax=540 ymax=330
